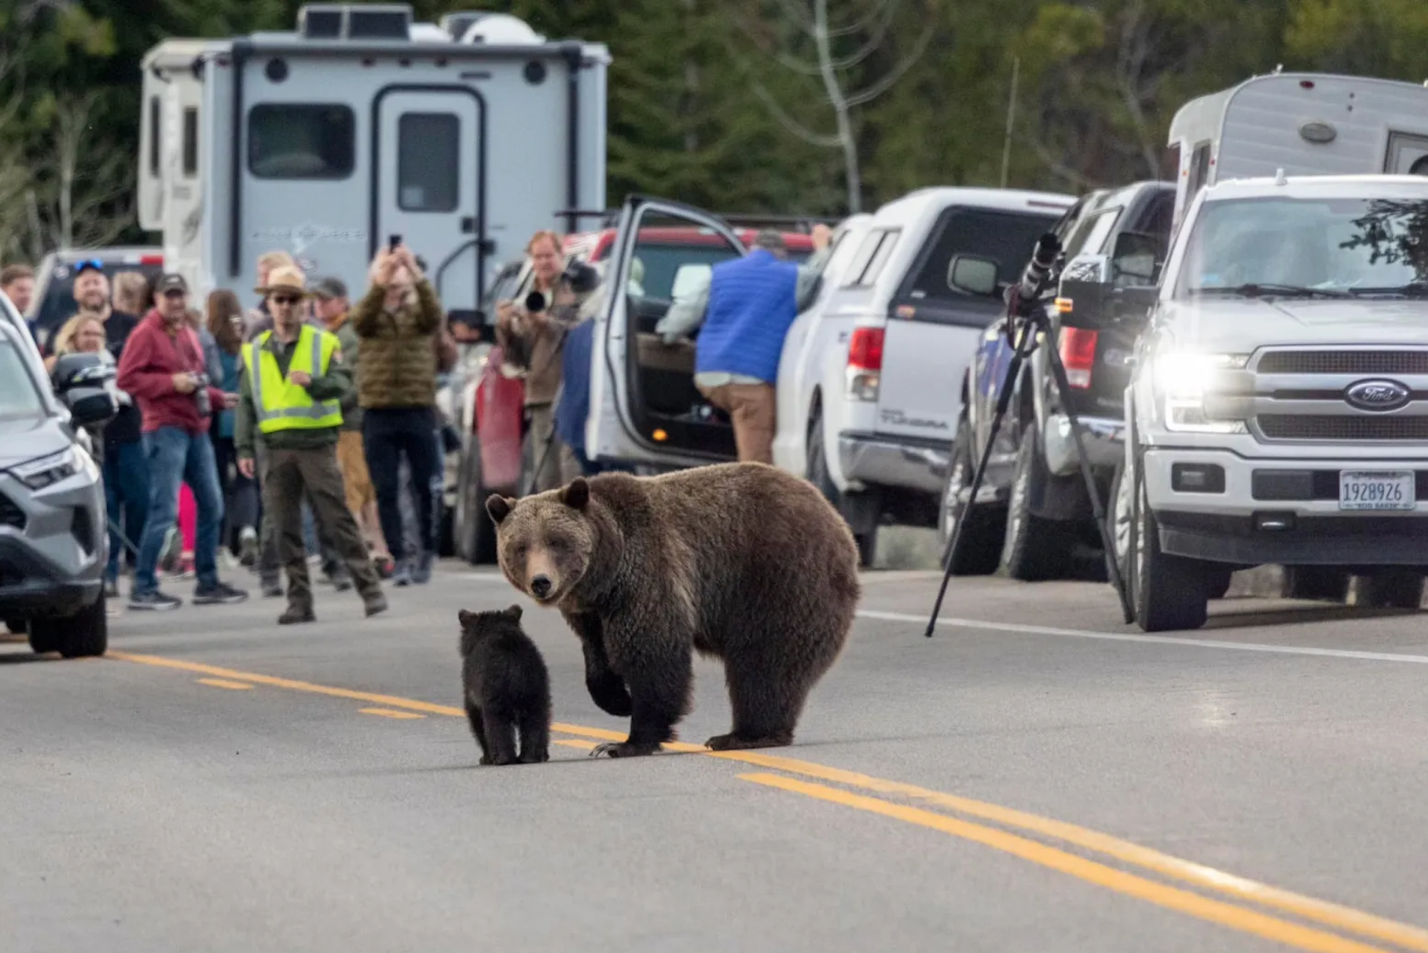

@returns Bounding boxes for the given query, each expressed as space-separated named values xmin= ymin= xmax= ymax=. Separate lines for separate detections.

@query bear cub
xmin=458 ymin=604 xmax=551 ymax=765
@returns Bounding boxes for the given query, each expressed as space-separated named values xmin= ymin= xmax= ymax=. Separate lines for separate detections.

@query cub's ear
xmin=561 ymin=477 xmax=589 ymax=510
xmin=458 ymin=609 xmax=476 ymax=627
xmin=486 ymin=494 xmax=514 ymax=525
xmin=505 ymin=604 xmax=524 ymax=622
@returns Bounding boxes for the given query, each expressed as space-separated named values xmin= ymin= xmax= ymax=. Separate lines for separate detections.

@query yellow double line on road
xmin=109 ymin=650 xmax=1427 ymax=953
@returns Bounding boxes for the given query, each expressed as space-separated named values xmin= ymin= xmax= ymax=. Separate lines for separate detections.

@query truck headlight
xmin=11 ymin=447 xmax=84 ymax=489
xmin=1154 ymin=351 xmax=1250 ymax=434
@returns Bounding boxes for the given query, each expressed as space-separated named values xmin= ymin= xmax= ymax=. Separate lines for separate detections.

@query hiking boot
xmin=411 ymin=551 xmax=435 ymax=585
xmin=326 ymin=570 xmax=354 ymax=592
xmin=261 ymin=578 xmax=284 ymax=598
xmin=363 ymin=593 xmax=389 ymax=618
xmin=373 ymin=555 xmax=396 ymax=580
xmin=193 ymin=582 xmax=249 ymax=605
xmin=104 ymin=577 xmax=119 ymax=599
xmin=391 ymin=559 xmax=412 ymax=587
xmin=278 ymin=605 xmax=316 ymax=625
xmin=129 ymin=589 xmax=182 ymax=611
xmin=237 ymin=527 xmax=259 ymax=567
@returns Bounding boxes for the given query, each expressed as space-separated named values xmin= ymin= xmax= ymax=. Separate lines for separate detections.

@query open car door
xmin=586 ymin=195 xmax=748 ymax=470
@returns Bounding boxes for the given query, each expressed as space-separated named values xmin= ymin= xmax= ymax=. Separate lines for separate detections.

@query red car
xmin=452 ymin=216 xmax=818 ymax=564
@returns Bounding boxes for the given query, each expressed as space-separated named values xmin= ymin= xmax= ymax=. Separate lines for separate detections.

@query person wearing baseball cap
xmin=117 ymin=272 xmax=248 ymax=610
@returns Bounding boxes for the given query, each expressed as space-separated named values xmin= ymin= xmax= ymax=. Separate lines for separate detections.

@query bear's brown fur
xmin=485 ymin=462 xmax=860 ymax=757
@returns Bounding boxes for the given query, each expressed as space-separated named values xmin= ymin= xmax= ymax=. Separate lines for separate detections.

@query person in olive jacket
xmin=352 ymin=244 xmax=445 ymax=587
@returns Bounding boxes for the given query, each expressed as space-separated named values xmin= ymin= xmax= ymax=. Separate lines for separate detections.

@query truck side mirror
xmin=1111 ymin=230 xmax=1163 ymax=286
xmin=947 ymin=254 xmax=999 ymax=297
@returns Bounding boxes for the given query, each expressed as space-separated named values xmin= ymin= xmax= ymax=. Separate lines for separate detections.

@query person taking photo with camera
xmin=116 ymin=273 xmax=248 ymax=610
xmin=352 ymin=240 xmax=445 ymax=586
xmin=496 ymin=229 xmax=585 ymax=492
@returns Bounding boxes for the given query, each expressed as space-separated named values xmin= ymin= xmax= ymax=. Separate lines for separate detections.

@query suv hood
xmin=0 ymin=415 xmax=72 ymax=472
xmin=1158 ymin=298 xmax=1428 ymax=352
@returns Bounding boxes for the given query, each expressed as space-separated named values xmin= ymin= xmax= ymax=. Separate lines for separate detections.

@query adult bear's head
xmin=485 ymin=478 xmax=595 ymax=606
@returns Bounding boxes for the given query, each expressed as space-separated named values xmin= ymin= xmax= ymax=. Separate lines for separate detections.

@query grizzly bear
xmin=484 ymin=462 xmax=860 ymax=758
xmin=458 ymin=604 xmax=552 ymax=765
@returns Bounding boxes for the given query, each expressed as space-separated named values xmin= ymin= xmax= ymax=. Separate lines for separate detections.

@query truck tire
xmin=1206 ymin=569 xmax=1234 ymax=600
xmin=1001 ymin=421 xmax=1074 ymax=581
xmin=1354 ymin=571 xmax=1425 ymax=609
xmin=805 ymin=406 xmax=841 ymax=506
xmin=1106 ymin=458 xmax=1133 ymax=594
xmin=455 ymin=436 xmax=499 ymax=565
xmin=30 ymin=592 xmax=107 ymax=658
xmin=938 ymin=418 xmax=1005 ymax=575
xmin=1132 ymin=472 xmax=1208 ymax=632
xmin=1281 ymin=567 xmax=1350 ymax=602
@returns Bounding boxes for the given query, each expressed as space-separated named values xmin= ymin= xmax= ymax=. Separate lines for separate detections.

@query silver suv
xmin=0 ymin=292 xmax=116 ymax=656
xmin=1110 ymin=174 xmax=1428 ymax=631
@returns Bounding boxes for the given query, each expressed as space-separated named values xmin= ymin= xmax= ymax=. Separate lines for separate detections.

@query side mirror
xmin=1110 ymin=230 xmax=1163 ymax=286
xmin=51 ymin=351 xmax=115 ymax=395
xmin=947 ymin=254 xmax=1000 ymax=297
xmin=63 ymin=386 xmax=118 ymax=428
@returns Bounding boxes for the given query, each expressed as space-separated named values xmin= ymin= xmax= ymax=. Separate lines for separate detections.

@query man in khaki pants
xmin=655 ymin=227 xmax=832 ymax=463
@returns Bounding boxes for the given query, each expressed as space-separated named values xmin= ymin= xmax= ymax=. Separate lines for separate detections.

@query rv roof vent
xmin=298 ymin=4 xmax=412 ymax=40
xmin=452 ymin=12 xmax=546 ymax=45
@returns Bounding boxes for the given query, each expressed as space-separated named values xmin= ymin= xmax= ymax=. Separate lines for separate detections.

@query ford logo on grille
xmin=1344 ymin=379 xmax=1411 ymax=412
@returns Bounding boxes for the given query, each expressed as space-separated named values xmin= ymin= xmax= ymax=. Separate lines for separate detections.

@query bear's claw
xmin=589 ymin=741 xmax=661 ymax=758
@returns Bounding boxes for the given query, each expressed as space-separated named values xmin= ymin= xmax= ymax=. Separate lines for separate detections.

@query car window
xmin=903 ymin=208 xmax=1061 ymax=301
xmin=1062 ymin=208 xmax=1122 ymax=259
xmin=35 ymin=259 xmax=165 ymax=342
xmin=0 ymin=342 xmax=45 ymax=418
xmin=630 ymin=243 xmax=740 ymax=300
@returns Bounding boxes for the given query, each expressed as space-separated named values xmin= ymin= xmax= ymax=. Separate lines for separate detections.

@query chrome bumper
xmin=1043 ymin=413 xmax=1124 ymax=477
xmin=837 ymin=431 xmax=949 ymax=495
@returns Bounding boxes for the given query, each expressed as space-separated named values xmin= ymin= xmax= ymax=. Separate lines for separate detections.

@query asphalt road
xmin=3 ymin=560 xmax=1427 ymax=953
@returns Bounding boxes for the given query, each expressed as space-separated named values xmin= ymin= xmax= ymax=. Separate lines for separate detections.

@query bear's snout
xmin=530 ymin=574 xmax=553 ymax=599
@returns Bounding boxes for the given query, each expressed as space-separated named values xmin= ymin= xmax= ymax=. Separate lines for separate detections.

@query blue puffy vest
xmin=694 ymin=250 xmax=799 ymax=384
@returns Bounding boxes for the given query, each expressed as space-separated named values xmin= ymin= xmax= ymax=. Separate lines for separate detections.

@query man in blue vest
xmin=655 ymin=226 xmax=831 ymax=463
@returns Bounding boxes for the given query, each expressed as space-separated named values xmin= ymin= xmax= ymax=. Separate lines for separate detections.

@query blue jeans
xmin=103 ymin=440 xmax=150 ymax=582
xmin=135 ymin=426 xmax=225 ymax=594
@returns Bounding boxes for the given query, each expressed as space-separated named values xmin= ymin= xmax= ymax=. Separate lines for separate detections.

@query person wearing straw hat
xmin=235 ymin=266 xmax=387 ymax=624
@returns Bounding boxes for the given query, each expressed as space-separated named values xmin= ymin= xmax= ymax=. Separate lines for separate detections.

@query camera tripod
xmin=924 ymin=243 xmax=1135 ymax=636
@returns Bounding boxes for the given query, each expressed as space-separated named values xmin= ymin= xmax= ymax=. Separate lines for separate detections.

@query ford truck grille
xmin=1258 ymin=415 xmax=1428 ymax=441
xmin=1257 ymin=351 xmax=1428 ymax=375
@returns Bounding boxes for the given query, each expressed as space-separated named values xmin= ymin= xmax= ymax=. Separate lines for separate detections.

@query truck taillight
xmin=846 ymin=327 xmax=884 ymax=402
xmin=139 ymin=255 xmax=164 ymax=265
xmin=1058 ymin=327 xmax=1098 ymax=389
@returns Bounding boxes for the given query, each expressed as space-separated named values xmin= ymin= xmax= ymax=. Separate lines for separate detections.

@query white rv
xmin=1167 ymin=72 xmax=1428 ymax=227
xmin=138 ymin=4 xmax=609 ymax=324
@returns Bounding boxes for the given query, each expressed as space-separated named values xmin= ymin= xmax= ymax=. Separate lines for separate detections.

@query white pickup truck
xmin=1108 ymin=172 xmax=1428 ymax=631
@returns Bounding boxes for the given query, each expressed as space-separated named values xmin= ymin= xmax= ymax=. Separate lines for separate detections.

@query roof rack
xmin=552 ymin=208 xmax=840 ymax=234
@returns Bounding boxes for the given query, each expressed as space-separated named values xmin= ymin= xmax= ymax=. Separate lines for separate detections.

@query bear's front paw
xmin=705 ymin=731 xmax=792 ymax=751
xmin=586 ymin=672 xmax=633 ymax=717
xmin=588 ymin=741 xmax=661 ymax=758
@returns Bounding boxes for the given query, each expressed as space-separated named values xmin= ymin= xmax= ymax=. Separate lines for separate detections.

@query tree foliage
xmin=2 ymin=0 xmax=1427 ymax=262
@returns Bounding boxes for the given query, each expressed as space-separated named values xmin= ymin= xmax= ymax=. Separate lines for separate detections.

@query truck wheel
xmin=1133 ymin=474 xmax=1208 ymax=631
xmin=1281 ymin=567 xmax=1350 ymax=602
xmin=1000 ymin=421 xmax=1073 ymax=581
xmin=5 ymin=617 xmax=25 ymax=634
xmin=938 ymin=418 xmax=1005 ymax=575
xmin=805 ymin=407 xmax=841 ymax=506
xmin=1106 ymin=458 xmax=1133 ymax=593
xmin=30 ymin=592 xmax=107 ymax=658
xmin=1354 ymin=571 xmax=1425 ymax=609
xmin=1206 ymin=569 xmax=1234 ymax=600
xmin=456 ymin=437 xmax=499 ymax=565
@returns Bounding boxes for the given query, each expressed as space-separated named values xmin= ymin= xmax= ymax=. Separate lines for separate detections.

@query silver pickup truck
xmin=1108 ymin=173 xmax=1428 ymax=631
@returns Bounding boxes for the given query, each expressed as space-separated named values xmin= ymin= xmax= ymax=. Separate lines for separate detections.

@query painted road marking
xmin=460 ymin=572 xmax=1428 ymax=666
xmin=359 ymin=708 xmax=425 ymax=720
xmin=740 ymin=773 xmax=1397 ymax=953
xmin=555 ymin=739 xmax=598 ymax=750
xmin=196 ymin=677 xmax=254 ymax=690
xmin=108 ymin=650 xmax=1428 ymax=952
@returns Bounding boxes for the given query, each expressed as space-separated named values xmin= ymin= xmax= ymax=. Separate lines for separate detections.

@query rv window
xmin=1187 ymin=141 xmax=1212 ymax=198
xmin=148 ymin=97 xmax=160 ymax=177
xmin=904 ymin=207 xmax=1059 ymax=302
xmin=398 ymin=113 xmax=459 ymax=212
xmin=182 ymin=107 xmax=199 ymax=178
xmin=248 ymin=104 xmax=355 ymax=180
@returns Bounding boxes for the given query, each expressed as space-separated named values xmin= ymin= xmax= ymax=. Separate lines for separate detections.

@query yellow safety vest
xmin=243 ymin=325 xmax=344 ymax=433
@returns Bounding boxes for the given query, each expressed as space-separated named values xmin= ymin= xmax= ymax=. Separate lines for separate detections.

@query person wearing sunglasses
xmin=116 ymin=273 xmax=247 ymax=611
xmin=235 ymin=267 xmax=387 ymax=624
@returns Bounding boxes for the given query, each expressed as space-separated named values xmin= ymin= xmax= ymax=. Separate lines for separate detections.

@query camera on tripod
xmin=523 ymin=259 xmax=602 ymax=315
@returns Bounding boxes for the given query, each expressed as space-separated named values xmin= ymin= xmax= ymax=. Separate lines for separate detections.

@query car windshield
xmin=1175 ymin=194 xmax=1428 ymax=298
xmin=0 ymin=342 xmax=46 ymax=419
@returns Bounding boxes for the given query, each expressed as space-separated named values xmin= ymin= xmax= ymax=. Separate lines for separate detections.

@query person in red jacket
xmin=116 ymin=273 xmax=248 ymax=610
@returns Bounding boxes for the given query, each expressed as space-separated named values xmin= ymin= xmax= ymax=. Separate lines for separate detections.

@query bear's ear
xmin=458 ymin=609 xmax=476 ymax=627
xmin=505 ymin=604 xmax=524 ymax=622
xmin=486 ymin=494 xmax=514 ymax=525
xmin=561 ymin=477 xmax=589 ymax=511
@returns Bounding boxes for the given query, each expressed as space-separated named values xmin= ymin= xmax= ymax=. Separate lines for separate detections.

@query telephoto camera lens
xmin=193 ymin=373 xmax=211 ymax=417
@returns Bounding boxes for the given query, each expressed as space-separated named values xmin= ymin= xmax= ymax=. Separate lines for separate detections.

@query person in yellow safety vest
xmin=234 ymin=267 xmax=388 ymax=625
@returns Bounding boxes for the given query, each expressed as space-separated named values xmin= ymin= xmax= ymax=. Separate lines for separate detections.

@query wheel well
xmin=807 ymin=389 xmax=822 ymax=435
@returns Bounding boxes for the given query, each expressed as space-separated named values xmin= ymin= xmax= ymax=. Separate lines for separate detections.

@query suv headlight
xmin=11 ymin=447 xmax=83 ymax=490
xmin=1153 ymin=351 xmax=1250 ymax=434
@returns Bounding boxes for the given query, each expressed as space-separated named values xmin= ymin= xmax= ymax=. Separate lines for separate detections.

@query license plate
xmin=1338 ymin=470 xmax=1416 ymax=511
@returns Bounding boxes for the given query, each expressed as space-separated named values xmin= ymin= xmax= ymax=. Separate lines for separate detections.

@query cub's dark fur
xmin=458 ymin=604 xmax=551 ymax=765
